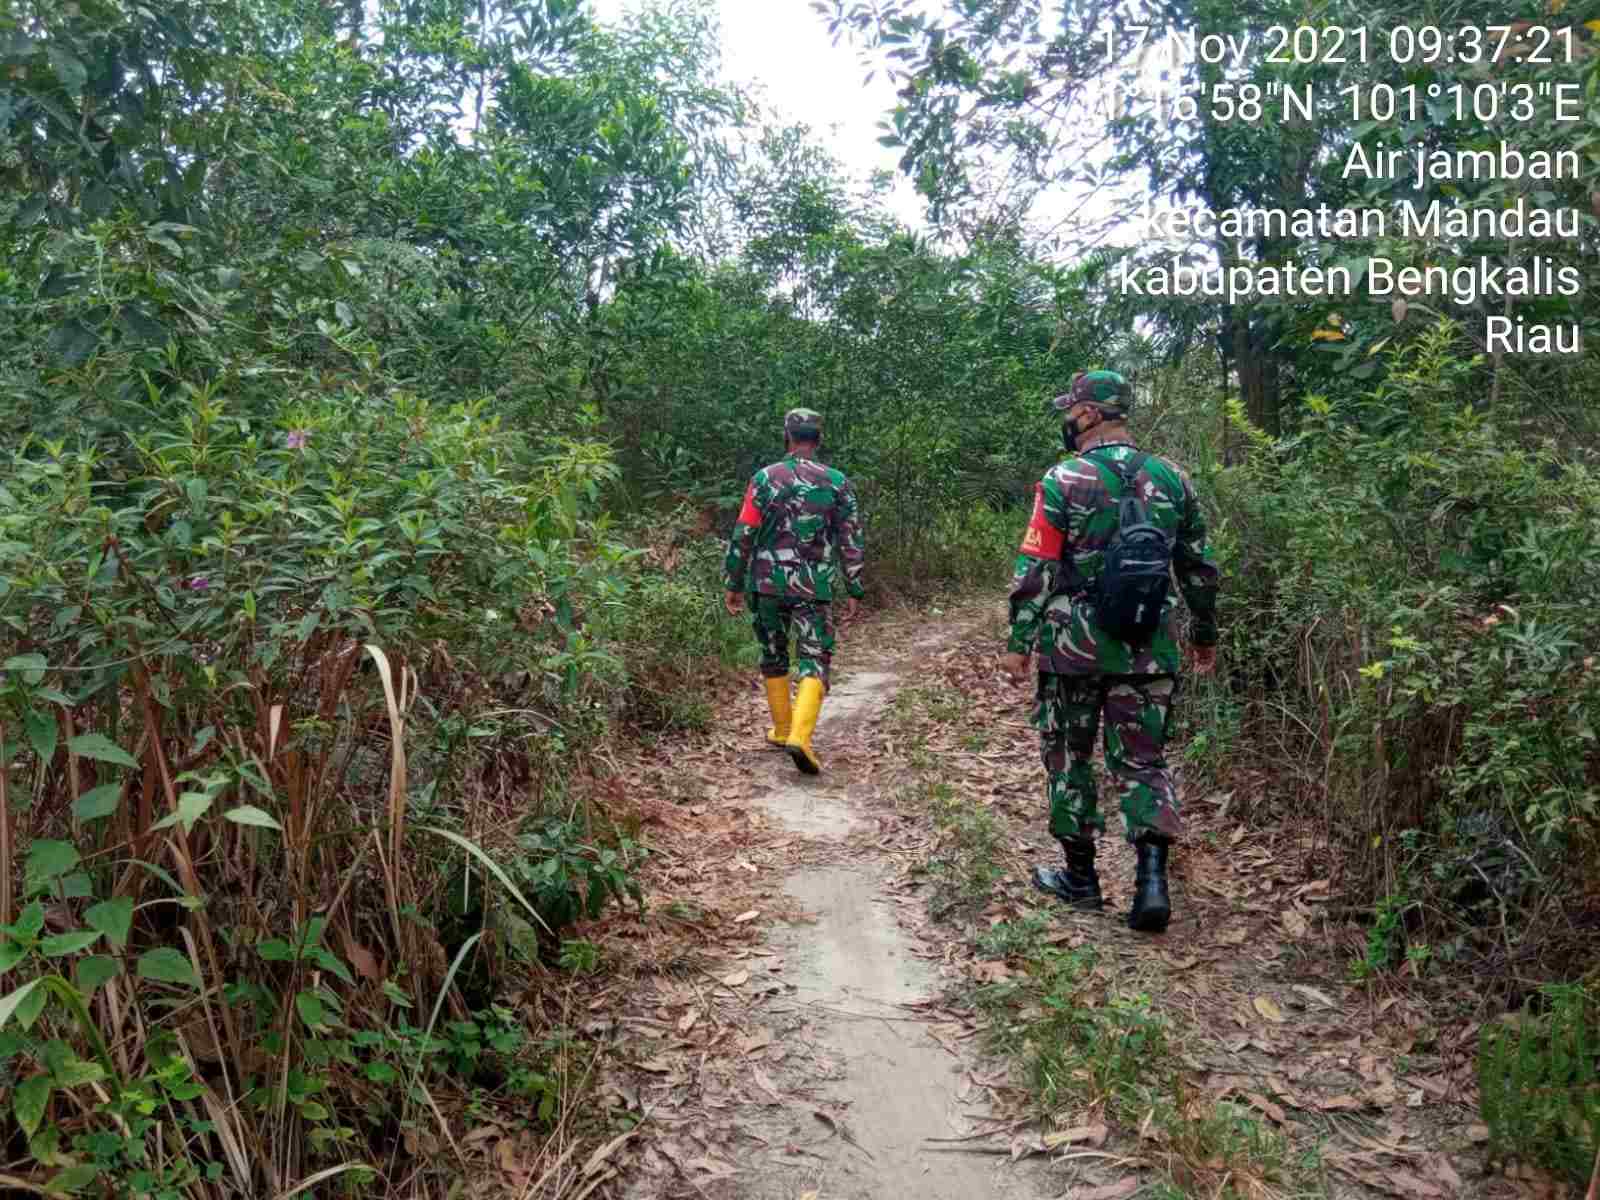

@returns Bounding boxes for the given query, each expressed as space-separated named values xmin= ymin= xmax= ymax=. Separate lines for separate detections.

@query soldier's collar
xmin=1079 ymin=440 xmax=1139 ymax=455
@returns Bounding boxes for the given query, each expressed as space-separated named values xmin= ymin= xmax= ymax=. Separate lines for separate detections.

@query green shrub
xmin=1187 ymin=320 xmax=1600 ymax=954
xmin=1478 ymin=983 xmax=1600 ymax=1183
xmin=0 ymin=381 xmax=653 ymax=1190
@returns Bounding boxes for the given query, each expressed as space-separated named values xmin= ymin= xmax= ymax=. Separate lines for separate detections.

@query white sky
xmin=589 ymin=0 xmax=930 ymax=228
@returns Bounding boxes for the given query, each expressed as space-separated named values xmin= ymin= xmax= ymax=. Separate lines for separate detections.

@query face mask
xmin=1061 ymin=410 xmax=1098 ymax=452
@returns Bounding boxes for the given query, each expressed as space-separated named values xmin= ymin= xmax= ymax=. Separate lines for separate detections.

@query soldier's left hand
xmin=724 ymin=590 xmax=744 ymax=617
xmin=1001 ymin=651 xmax=1031 ymax=685
xmin=844 ymin=597 xmax=860 ymax=623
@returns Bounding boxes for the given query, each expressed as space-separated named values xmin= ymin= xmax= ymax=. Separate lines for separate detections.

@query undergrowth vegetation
xmin=886 ymin=684 xmax=1314 ymax=1198
xmin=6 ymin=0 xmax=1600 ymax=1191
xmin=0 ymin=0 xmax=1069 ymax=1189
xmin=1160 ymin=321 xmax=1600 ymax=1183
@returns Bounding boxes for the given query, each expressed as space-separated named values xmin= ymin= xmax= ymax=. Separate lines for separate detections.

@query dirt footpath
xmin=590 ymin=603 xmax=1510 ymax=1200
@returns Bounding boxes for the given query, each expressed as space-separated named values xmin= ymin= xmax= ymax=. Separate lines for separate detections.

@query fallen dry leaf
xmin=340 ymin=932 xmax=383 ymax=981
xmin=1428 ymin=1153 xmax=1462 ymax=1191
xmin=721 ymin=969 xmax=750 ymax=987
xmin=686 ymin=1154 xmax=738 ymax=1178
xmin=1253 ymin=995 xmax=1287 ymax=1023
xmin=972 ymin=961 xmax=1012 ymax=983
xmin=751 ymin=1065 xmax=782 ymax=1104
xmin=1042 ymin=1123 xmax=1109 ymax=1149
xmin=1385 ymin=1168 xmax=1446 ymax=1198
xmin=733 ymin=909 xmax=760 ymax=924
xmin=739 ymin=1029 xmax=773 ymax=1054
xmin=1292 ymin=984 xmax=1337 ymax=1009
xmin=1317 ymin=1094 xmax=1365 ymax=1111
xmin=1243 ymin=1092 xmax=1287 ymax=1123
xmin=496 ymin=1138 xmax=520 ymax=1173
xmin=677 ymin=1009 xmax=700 ymax=1034
xmin=1281 ymin=909 xmax=1308 ymax=938
xmin=580 ymin=1128 xmax=640 ymax=1179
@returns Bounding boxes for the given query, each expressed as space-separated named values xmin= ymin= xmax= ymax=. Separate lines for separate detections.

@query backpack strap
xmin=1046 ymin=450 xmax=1152 ymax=599
xmin=1090 ymin=448 xmax=1149 ymax=493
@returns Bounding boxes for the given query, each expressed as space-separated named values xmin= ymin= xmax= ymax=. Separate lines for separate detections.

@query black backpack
xmin=1086 ymin=450 xmax=1172 ymax=645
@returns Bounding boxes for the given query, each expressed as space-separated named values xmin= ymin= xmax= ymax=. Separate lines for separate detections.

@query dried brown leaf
xmin=495 ymin=1138 xmax=520 ymax=1173
xmin=1317 ymin=1094 xmax=1364 ymax=1111
xmin=339 ymin=931 xmax=383 ymax=981
xmin=733 ymin=909 xmax=760 ymax=924
xmin=685 ymin=1154 xmax=738 ymax=1178
xmin=1253 ymin=995 xmax=1286 ymax=1023
xmin=581 ymin=1128 xmax=640 ymax=1179
xmin=751 ymin=1066 xmax=782 ymax=1104
xmin=1242 ymin=1092 xmax=1286 ymax=1123
xmin=1292 ymin=984 xmax=1337 ymax=1009
xmin=1385 ymin=1168 xmax=1446 ymax=1198
xmin=1043 ymin=1123 xmax=1108 ymax=1149
xmin=721 ymin=969 xmax=750 ymax=987
xmin=1428 ymin=1153 xmax=1462 ymax=1191
xmin=972 ymin=961 xmax=1012 ymax=983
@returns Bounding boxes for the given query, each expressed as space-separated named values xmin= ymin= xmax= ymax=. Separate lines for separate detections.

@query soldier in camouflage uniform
xmin=723 ymin=408 xmax=866 ymax=775
xmin=1001 ymin=370 xmax=1220 ymax=933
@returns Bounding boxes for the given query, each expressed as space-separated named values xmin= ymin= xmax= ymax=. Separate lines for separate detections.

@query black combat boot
xmin=1127 ymin=835 xmax=1171 ymax=933
xmin=1031 ymin=837 xmax=1104 ymax=911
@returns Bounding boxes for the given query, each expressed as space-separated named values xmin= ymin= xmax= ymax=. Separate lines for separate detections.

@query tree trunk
xmin=1230 ymin=306 xmax=1281 ymax=436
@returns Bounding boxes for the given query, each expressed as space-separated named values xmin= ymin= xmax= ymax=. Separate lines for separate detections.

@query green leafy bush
xmin=1197 ymin=321 xmax=1600 ymax=966
xmin=1479 ymin=983 xmax=1600 ymax=1183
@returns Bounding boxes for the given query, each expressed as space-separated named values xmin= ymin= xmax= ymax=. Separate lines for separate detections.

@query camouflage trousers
xmin=751 ymin=595 xmax=834 ymax=687
xmin=1034 ymin=672 xmax=1181 ymax=843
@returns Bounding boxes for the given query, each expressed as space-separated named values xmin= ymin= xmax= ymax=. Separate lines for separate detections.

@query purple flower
xmin=285 ymin=429 xmax=309 ymax=450
xmin=187 ymin=576 xmax=210 ymax=591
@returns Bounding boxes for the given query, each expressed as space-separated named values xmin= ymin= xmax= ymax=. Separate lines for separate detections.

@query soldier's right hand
xmin=1188 ymin=644 xmax=1217 ymax=676
xmin=1001 ymin=651 xmax=1031 ymax=685
xmin=724 ymin=590 xmax=744 ymax=617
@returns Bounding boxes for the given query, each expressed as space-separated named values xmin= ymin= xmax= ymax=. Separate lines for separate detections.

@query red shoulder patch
xmin=1018 ymin=483 xmax=1064 ymax=558
xmin=735 ymin=481 xmax=762 ymax=527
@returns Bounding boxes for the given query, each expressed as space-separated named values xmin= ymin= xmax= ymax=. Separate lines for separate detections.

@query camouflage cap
xmin=784 ymin=407 xmax=823 ymax=438
xmin=1049 ymin=369 xmax=1132 ymax=414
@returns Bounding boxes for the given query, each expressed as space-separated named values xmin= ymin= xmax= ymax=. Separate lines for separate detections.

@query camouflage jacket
xmin=723 ymin=455 xmax=866 ymax=602
xmin=1007 ymin=442 xmax=1219 ymax=676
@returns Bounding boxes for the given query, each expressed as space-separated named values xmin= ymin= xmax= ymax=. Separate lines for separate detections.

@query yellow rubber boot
xmin=764 ymin=676 xmax=793 ymax=748
xmin=786 ymin=677 xmax=825 ymax=775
